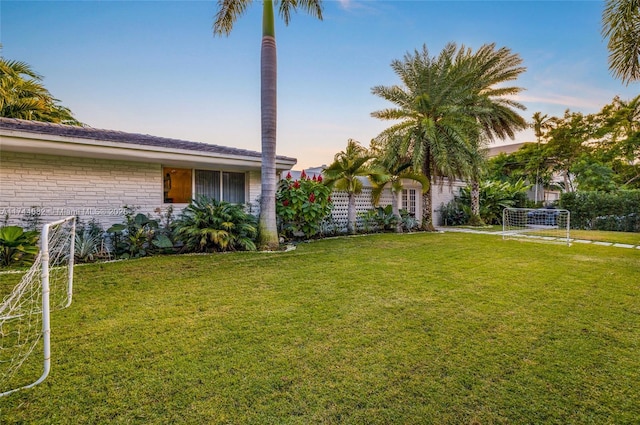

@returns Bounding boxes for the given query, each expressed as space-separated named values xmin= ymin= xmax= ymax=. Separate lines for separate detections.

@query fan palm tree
xmin=213 ymin=0 xmax=323 ymax=250
xmin=323 ymin=139 xmax=375 ymax=234
xmin=369 ymin=155 xmax=429 ymax=233
xmin=602 ymin=0 xmax=640 ymax=85
xmin=0 ymin=55 xmax=80 ymax=125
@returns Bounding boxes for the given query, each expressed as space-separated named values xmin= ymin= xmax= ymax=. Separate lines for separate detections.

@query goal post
xmin=502 ymin=208 xmax=571 ymax=246
xmin=0 ymin=216 xmax=75 ymax=397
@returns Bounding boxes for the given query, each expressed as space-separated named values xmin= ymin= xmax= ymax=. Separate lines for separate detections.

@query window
xmin=195 ymin=170 xmax=220 ymax=200
xmin=402 ymin=189 xmax=416 ymax=215
xmin=163 ymin=168 xmax=192 ymax=204
xmin=223 ymin=172 xmax=245 ymax=204
xmin=163 ymin=167 xmax=245 ymax=204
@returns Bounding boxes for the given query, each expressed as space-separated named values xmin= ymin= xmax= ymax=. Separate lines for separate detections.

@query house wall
xmin=247 ymin=170 xmax=261 ymax=215
xmin=0 ymin=151 xmax=262 ymax=229
xmin=431 ymin=179 xmax=467 ymax=226
xmin=1 ymin=151 xmax=163 ymax=228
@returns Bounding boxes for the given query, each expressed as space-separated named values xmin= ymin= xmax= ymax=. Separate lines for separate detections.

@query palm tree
xmin=323 ymin=139 xmax=374 ymax=234
xmin=602 ymin=0 xmax=640 ymax=85
xmin=213 ymin=0 xmax=323 ymax=250
xmin=371 ymin=43 xmax=526 ymax=230
xmin=461 ymin=44 xmax=527 ymax=219
xmin=371 ymin=44 xmax=477 ymax=230
xmin=369 ymin=154 xmax=429 ymax=233
xmin=467 ymin=143 xmax=489 ymax=226
xmin=0 ymin=56 xmax=80 ymax=125
xmin=531 ymin=112 xmax=552 ymax=203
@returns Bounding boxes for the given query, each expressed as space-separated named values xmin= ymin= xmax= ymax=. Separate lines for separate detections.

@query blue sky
xmin=2 ymin=0 xmax=638 ymax=169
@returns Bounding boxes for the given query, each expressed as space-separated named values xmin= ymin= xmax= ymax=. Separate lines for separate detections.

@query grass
xmin=454 ymin=225 xmax=640 ymax=245
xmin=1 ymin=232 xmax=639 ymax=424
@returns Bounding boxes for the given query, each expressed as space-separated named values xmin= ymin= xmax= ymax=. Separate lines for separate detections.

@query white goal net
xmin=502 ymin=208 xmax=571 ymax=246
xmin=0 ymin=216 xmax=75 ymax=397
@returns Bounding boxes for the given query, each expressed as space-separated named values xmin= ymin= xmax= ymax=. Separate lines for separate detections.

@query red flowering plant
xmin=276 ymin=172 xmax=333 ymax=239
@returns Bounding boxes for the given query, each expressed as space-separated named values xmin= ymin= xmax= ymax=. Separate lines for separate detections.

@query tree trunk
xmin=421 ymin=156 xmax=435 ymax=231
xmin=347 ymin=192 xmax=357 ymax=234
xmin=469 ymin=180 xmax=484 ymax=226
xmin=392 ymin=189 xmax=402 ymax=233
xmin=471 ymin=180 xmax=480 ymax=217
xmin=258 ymin=1 xmax=279 ymax=250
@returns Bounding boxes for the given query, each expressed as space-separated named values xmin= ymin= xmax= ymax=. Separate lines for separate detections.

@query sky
xmin=2 ymin=0 xmax=638 ymax=169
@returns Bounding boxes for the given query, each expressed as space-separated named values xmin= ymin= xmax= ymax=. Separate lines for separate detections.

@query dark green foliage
xmin=174 ymin=196 xmax=257 ymax=252
xmin=446 ymin=180 xmax=530 ymax=225
xmin=369 ymin=205 xmax=399 ymax=231
xmin=276 ymin=172 xmax=333 ymax=239
xmin=438 ymin=201 xmax=469 ymax=226
xmin=560 ymin=190 xmax=640 ymax=232
xmin=0 ymin=225 xmax=39 ymax=267
xmin=107 ymin=207 xmax=174 ymax=259
xmin=359 ymin=206 xmax=417 ymax=233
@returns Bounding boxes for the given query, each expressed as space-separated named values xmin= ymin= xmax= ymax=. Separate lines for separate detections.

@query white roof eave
xmin=0 ymin=130 xmax=297 ymax=171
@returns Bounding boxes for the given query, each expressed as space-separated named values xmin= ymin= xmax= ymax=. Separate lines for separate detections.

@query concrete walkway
xmin=435 ymin=227 xmax=640 ymax=250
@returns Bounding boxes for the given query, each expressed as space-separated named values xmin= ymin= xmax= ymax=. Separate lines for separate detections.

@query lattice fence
xmin=326 ymin=188 xmax=395 ymax=233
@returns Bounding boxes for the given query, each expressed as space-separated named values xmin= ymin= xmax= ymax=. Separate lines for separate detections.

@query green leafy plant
xmin=0 ymin=225 xmax=39 ymax=267
xmin=560 ymin=190 xmax=640 ymax=231
xmin=400 ymin=210 xmax=419 ymax=231
xmin=357 ymin=205 xmax=400 ymax=233
xmin=107 ymin=207 xmax=173 ymax=259
xmin=276 ymin=171 xmax=333 ymax=240
xmin=74 ymin=218 xmax=108 ymax=263
xmin=458 ymin=180 xmax=530 ymax=225
xmin=438 ymin=201 xmax=469 ymax=226
xmin=371 ymin=205 xmax=398 ymax=231
xmin=174 ymin=196 xmax=257 ymax=252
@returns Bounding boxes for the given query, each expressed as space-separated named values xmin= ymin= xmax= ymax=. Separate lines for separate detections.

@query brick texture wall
xmin=0 ymin=151 xmax=163 ymax=227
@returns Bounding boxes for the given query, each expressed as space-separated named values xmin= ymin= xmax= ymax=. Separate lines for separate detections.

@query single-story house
xmin=0 ymin=117 xmax=296 ymax=228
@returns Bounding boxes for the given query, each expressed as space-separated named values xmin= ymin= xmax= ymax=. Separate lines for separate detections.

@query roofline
xmin=0 ymin=118 xmax=297 ymax=170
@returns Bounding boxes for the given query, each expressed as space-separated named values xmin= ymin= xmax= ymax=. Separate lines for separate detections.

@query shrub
xmin=458 ymin=180 xmax=530 ymax=225
xmin=174 ymin=196 xmax=257 ymax=252
xmin=107 ymin=206 xmax=174 ymax=259
xmin=560 ymin=190 xmax=640 ymax=232
xmin=75 ymin=218 xmax=110 ymax=263
xmin=0 ymin=225 xmax=39 ymax=267
xmin=438 ymin=201 xmax=468 ymax=226
xmin=400 ymin=210 xmax=419 ymax=231
xmin=276 ymin=172 xmax=333 ymax=239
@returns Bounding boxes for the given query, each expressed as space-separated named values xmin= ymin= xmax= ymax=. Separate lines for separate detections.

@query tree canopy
xmin=488 ymin=94 xmax=640 ymax=192
xmin=0 ymin=52 xmax=80 ymax=125
xmin=371 ymin=43 xmax=526 ymax=229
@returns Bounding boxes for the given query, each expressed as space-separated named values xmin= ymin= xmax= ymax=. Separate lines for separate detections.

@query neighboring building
xmin=0 ymin=117 xmax=296 ymax=227
xmin=486 ymin=142 xmax=526 ymax=157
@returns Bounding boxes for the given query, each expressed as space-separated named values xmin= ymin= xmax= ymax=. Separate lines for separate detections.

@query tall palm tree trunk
xmin=347 ymin=192 xmax=357 ymax=234
xmin=258 ymin=0 xmax=279 ymax=250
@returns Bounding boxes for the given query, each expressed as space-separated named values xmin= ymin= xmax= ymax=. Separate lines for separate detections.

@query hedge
xmin=560 ymin=190 xmax=640 ymax=232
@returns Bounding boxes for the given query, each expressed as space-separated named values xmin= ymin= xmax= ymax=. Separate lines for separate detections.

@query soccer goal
xmin=502 ymin=208 xmax=571 ymax=246
xmin=0 ymin=216 xmax=75 ymax=397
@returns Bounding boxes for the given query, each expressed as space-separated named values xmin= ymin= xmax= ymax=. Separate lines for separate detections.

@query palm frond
xmin=213 ymin=0 xmax=253 ymax=36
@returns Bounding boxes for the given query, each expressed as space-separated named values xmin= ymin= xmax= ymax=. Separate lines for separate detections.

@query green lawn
xmin=454 ymin=225 xmax=640 ymax=245
xmin=1 ymin=232 xmax=639 ymax=424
